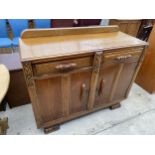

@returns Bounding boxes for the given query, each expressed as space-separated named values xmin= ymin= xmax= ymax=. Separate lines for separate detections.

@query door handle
xmin=98 ymin=79 xmax=105 ymax=96
xmin=80 ymin=83 xmax=86 ymax=101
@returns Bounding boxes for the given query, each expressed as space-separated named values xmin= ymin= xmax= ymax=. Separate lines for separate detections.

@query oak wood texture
xmin=110 ymin=20 xmax=142 ymax=37
xmin=20 ymin=26 xmax=147 ymax=132
xmin=21 ymin=25 xmax=119 ymax=38
xmin=88 ymin=52 xmax=102 ymax=110
xmin=33 ymin=56 xmax=93 ymax=76
xmin=19 ymin=26 xmax=147 ymax=62
xmin=136 ymin=24 xmax=155 ymax=93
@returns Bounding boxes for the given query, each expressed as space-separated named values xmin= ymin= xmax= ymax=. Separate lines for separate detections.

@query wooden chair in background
xmin=8 ymin=19 xmax=29 ymax=52
xmin=0 ymin=19 xmax=13 ymax=54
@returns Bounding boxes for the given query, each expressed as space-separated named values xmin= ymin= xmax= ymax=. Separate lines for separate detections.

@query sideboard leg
xmin=109 ymin=103 xmax=121 ymax=110
xmin=44 ymin=124 xmax=60 ymax=134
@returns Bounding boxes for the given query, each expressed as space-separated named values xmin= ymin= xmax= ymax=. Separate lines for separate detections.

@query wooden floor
xmin=0 ymin=83 xmax=155 ymax=135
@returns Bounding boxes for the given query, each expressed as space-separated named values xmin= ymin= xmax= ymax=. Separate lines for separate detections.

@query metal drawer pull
xmin=115 ymin=54 xmax=132 ymax=61
xmin=55 ymin=63 xmax=77 ymax=70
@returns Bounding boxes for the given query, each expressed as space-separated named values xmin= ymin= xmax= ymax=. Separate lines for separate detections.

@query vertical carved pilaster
xmin=22 ymin=62 xmax=34 ymax=87
xmin=87 ymin=51 xmax=103 ymax=110
xmin=22 ymin=61 xmax=43 ymax=128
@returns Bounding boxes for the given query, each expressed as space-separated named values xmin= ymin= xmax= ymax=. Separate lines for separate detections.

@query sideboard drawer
xmin=33 ymin=56 xmax=93 ymax=76
xmin=103 ymin=48 xmax=142 ymax=64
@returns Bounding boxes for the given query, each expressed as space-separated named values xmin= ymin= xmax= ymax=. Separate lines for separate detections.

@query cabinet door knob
xmin=80 ymin=83 xmax=86 ymax=101
xmin=55 ymin=63 xmax=77 ymax=71
xmin=115 ymin=54 xmax=132 ymax=61
xmin=98 ymin=79 xmax=105 ymax=96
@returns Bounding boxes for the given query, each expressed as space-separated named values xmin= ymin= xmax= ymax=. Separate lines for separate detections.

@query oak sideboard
xmin=19 ymin=26 xmax=147 ymax=133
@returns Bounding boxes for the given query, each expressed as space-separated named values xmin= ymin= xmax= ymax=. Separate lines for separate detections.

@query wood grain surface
xmin=20 ymin=26 xmax=147 ymax=132
xmin=19 ymin=26 xmax=147 ymax=62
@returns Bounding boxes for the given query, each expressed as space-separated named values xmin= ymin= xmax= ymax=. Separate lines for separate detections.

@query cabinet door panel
xmin=94 ymin=61 xmax=138 ymax=107
xmin=113 ymin=62 xmax=138 ymax=100
xmin=70 ymin=70 xmax=91 ymax=114
xmin=94 ymin=63 xmax=120 ymax=107
xmin=35 ymin=77 xmax=63 ymax=122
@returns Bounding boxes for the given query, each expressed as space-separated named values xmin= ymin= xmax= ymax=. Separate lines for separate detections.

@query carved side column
xmin=87 ymin=51 xmax=102 ymax=110
xmin=22 ymin=62 xmax=43 ymax=128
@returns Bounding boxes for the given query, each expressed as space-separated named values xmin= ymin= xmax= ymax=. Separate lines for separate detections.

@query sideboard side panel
xmin=22 ymin=62 xmax=43 ymax=128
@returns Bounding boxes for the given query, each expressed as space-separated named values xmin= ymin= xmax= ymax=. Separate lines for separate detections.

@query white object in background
xmin=0 ymin=64 xmax=10 ymax=103
xmin=100 ymin=19 xmax=110 ymax=26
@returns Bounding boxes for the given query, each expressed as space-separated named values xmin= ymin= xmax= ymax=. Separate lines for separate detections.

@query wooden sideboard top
xmin=19 ymin=26 xmax=148 ymax=62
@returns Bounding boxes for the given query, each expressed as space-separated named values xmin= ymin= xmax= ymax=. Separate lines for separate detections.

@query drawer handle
xmin=115 ymin=54 xmax=132 ymax=61
xmin=55 ymin=63 xmax=77 ymax=71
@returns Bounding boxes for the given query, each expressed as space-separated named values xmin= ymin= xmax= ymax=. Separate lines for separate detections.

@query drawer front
xmin=33 ymin=56 xmax=93 ymax=76
xmin=103 ymin=48 xmax=143 ymax=64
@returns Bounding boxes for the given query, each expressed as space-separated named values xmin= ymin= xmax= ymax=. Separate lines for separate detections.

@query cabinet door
xmin=94 ymin=50 xmax=141 ymax=107
xmin=94 ymin=63 xmax=121 ymax=107
xmin=112 ymin=62 xmax=138 ymax=100
xmin=35 ymin=76 xmax=64 ymax=123
xmin=35 ymin=69 xmax=92 ymax=122
xmin=70 ymin=70 xmax=91 ymax=114
xmin=34 ymin=55 xmax=93 ymax=123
